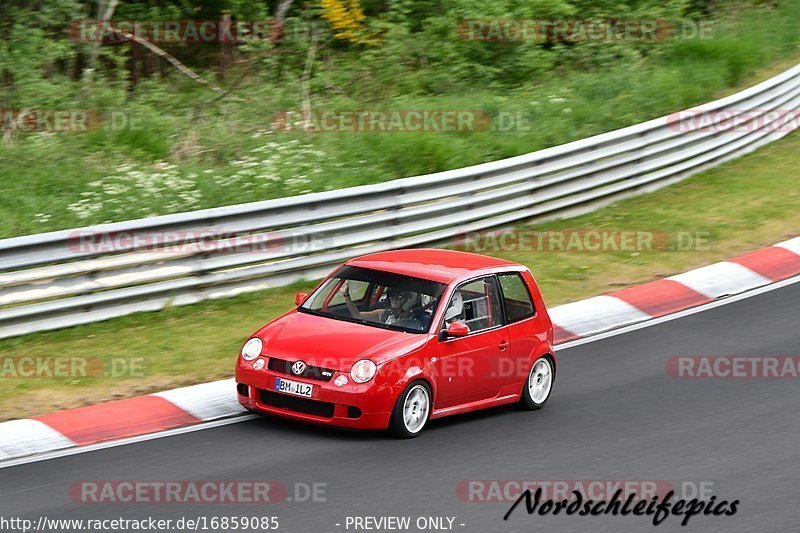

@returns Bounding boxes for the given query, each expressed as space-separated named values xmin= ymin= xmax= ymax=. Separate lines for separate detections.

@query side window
xmin=498 ymin=273 xmax=535 ymax=323
xmin=444 ymin=277 xmax=503 ymax=332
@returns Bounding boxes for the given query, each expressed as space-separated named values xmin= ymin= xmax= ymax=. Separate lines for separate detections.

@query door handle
xmin=498 ymin=340 xmax=509 ymax=351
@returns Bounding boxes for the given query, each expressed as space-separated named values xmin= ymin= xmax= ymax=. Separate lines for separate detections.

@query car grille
xmin=260 ymin=390 xmax=335 ymax=418
xmin=267 ymin=358 xmax=335 ymax=382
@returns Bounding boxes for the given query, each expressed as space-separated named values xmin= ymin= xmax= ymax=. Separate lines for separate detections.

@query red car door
xmin=496 ymin=271 xmax=545 ymax=388
xmin=433 ymin=276 xmax=510 ymax=409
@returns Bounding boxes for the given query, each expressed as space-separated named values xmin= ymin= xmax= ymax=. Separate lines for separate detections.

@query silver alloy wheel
xmin=402 ymin=384 xmax=430 ymax=434
xmin=528 ymin=357 xmax=553 ymax=404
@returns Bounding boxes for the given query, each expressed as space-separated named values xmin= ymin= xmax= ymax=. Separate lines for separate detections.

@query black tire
xmin=519 ymin=355 xmax=555 ymax=411
xmin=388 ymin=380 xmax=432 ymax=438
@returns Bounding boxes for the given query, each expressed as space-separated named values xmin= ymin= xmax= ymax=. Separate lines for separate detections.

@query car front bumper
xmin=236 ymin=358 xmax=397 ymax=431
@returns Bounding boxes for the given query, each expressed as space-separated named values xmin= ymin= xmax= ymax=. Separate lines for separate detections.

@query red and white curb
xmin=0 ymin=380 xmax=243 ymax=460
xmin=552 ymin=237 xmax=800 ymax=343
xmin=1 ymin=237 xmax=798 ymax=462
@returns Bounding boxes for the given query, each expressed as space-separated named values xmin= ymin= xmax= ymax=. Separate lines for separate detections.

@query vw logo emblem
xmin=292 ymin=361 xmax=307 ymax=375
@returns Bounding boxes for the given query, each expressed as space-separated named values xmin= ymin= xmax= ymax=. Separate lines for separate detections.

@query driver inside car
xmin=443 ymin=290 xmax=464 ymax=327
xmin=341 ymin=282 xmax=419 ymax=326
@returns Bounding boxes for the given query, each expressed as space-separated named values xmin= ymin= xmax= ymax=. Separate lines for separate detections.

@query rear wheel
xmin=519 ymin=355 xmax=554 ymax=410
xmin=388 ymin=381 xmax=431 ymax=438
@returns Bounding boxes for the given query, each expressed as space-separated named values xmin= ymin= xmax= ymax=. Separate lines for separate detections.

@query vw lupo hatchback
xmin=236 ymin=249 xmax=555 ymax=438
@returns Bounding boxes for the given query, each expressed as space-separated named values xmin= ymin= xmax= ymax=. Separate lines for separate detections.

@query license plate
xmin=274 ymin=377 xmax=313 ymax=398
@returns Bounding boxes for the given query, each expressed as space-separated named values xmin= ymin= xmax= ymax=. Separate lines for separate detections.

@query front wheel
xmin=388 ymin=381 xmax=431 ymax=438
xmin=519 ymin=355 xmax=555 ymax=410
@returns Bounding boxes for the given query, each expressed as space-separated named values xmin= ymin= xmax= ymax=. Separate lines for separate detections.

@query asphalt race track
xmin=2 ymin=280 xmax=799 ymax=533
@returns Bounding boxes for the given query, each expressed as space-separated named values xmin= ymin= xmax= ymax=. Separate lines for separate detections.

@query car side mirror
xmin=295 ymin=292 xmax=308 ymax=306
xmin=444 ymin=321 xmax=469 ymax=338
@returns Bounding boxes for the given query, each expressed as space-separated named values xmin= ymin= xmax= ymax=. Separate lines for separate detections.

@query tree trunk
xmin=84 ymin=0 xmax=119 ymax=78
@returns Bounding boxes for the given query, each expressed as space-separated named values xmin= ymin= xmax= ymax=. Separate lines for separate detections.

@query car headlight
xmin=350 ymin=360 xmax=377 ymax=383
xmin=241 ymin=338 xmax=263 ymax=361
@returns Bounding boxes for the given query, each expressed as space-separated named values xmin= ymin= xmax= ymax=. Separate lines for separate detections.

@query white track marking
xmin=0 ymin=414 xmax=260 ymax=469
xmin=153 ymin=378 xmax=244 ymax=421
xmin=774 ymin=237 xmax=800 ymax=256
xmin=0 ymin=420 xmax=76 ymax=461
xmin=667 ymin=261 xmax=771 ymax=299
xmin=558 ymin=274 xmax=800 ymax=350
xmin=550 ymin=295 xmax=652 ymax=337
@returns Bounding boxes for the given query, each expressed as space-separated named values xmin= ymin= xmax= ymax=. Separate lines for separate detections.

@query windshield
xmin=299 ymin=266 xmax=447 ymax=334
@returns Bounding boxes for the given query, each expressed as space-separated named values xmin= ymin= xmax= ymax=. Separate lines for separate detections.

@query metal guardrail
xmin=1 ymin=64 xmax=799 ymax=339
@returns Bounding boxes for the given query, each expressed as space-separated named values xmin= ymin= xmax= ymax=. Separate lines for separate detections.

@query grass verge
xmin=0 ymin=131 xmax=797 ymax=421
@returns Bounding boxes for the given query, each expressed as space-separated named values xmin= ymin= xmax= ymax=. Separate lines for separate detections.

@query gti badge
xmin=292 ymin=360 xmax=307 ymax=375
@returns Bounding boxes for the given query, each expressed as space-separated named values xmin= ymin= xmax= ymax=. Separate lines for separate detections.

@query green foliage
xmin=0 ymin=0 xmax=798 ymax=237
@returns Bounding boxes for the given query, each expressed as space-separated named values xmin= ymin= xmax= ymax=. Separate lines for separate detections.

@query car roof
xmin=345 ymin=248 xmax=521 ymax=284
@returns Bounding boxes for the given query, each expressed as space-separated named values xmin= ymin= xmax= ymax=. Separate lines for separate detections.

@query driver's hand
xmin=340 ymin=281 xmax=350 ymax=298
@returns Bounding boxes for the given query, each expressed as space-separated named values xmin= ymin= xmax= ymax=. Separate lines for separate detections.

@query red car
xmin=235 ymin=249 xmax=555 ymax=438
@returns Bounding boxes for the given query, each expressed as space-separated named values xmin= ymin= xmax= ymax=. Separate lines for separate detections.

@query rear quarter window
xmin=498 ymin=272 xmax=535 ymax=323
